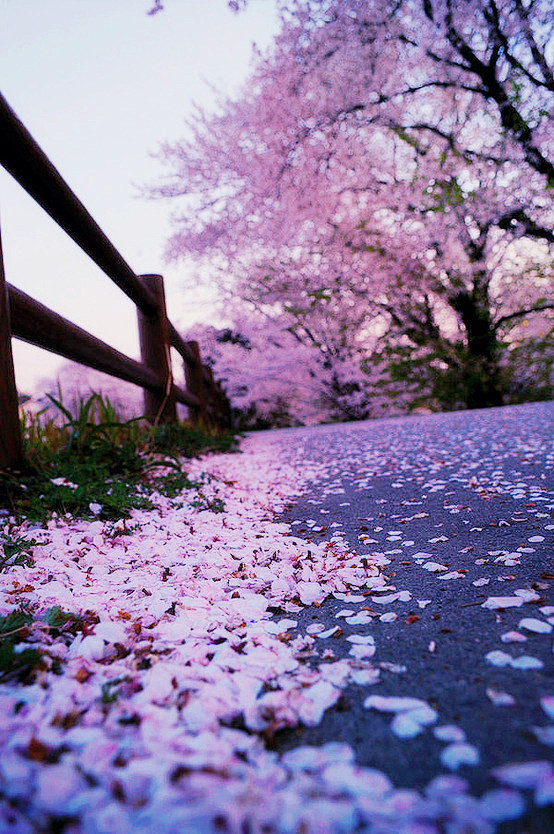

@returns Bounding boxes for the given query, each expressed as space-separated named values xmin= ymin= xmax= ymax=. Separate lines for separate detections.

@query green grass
xmin=0 ymin=533 xmax=37 ymax=572
xmin=0 ymin=391 xmax=238 ymax=524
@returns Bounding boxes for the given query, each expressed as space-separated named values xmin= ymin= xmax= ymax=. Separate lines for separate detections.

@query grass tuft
xmin=0 ymin=390 xmax=238 ymax=523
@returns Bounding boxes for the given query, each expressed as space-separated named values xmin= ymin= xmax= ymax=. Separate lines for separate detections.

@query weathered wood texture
xmin=0 ymin=225 xmax=23 ymax=469
xmin=137 ymin=274 xmax=177 ymax=425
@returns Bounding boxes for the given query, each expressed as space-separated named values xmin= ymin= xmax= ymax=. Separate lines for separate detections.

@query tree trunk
xmin=451 ymin=277 xmax=503 ymax=409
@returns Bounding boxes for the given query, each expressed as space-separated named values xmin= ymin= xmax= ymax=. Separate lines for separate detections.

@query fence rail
xmin=0 ymin=92 xmax=231 ymax=470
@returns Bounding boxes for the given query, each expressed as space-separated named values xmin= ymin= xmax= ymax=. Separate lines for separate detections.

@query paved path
xmin=264 ymin=402 xmax=553 ymax=831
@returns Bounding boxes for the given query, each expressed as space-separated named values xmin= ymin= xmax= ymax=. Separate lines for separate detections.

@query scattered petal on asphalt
xmin=481 ymin=596 xmax=524 ymax=610
xmin=425 ymin=775 xmax=469 ymax=798
xmin=346 ymin=634 xmax=375 ymax=645
xmin=500 ymin=631 xmax=527 ymax=643
xmin=535 ymin=775 xmax=554 ymax=806
xmin=349 ymin=644 xmax=376 ymax=659
xmin=541 ymin=696 xmax=554 ymax=720
xmin=492 ymin=760 xmax=554 ymax=789
xmin=511 ymin=655 xmax=544 ymax=670
xmin=514 ymin=589 xmax=542 ymax=603
xmin=485 ymin=651 xmax=544 ymax=670
xmin=363 ymin=696 xmax=431 ymax=716
xmin=350 ymin=668 xmax=380 ymax=686
xmin=391 ymin=713 xmax=426 ymax=738
xmin=486 ymin=688 xmax=516 ymax=706
xmin=485 ymin=650 xmax=513 ymax=667
xmin=433 ymin=725 xmax=467 ymax=743
xmin=317 ymin=625 xmax=342 ymax=639
xmin=345 ymin=612 xmax=374 ymax=624
xmin=369 ymin=593 xmax=402 ymax=606
xmin=440 ymin=743 xmax=480 ymax=770
xmin=530 ymin=726 xmax=554 ymax=746
xmin=518 ymin=618 xmax=553 ymax=635
xmin=479 ymin=788 xmax=526 ymax=821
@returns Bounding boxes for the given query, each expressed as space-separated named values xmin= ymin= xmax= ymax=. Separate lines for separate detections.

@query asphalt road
xmin=265 ymin=402 xmax=553 ymax=832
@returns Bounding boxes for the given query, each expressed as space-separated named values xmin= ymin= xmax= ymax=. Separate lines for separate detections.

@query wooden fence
xmin=0 ymin=93 xmax=231 ymax=469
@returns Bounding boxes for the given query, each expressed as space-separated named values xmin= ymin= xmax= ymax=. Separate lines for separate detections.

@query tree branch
xmin=495 ymin=303 xmax=554 ymax=330
xmin=496 ymin=209 xmax=554 ymax=242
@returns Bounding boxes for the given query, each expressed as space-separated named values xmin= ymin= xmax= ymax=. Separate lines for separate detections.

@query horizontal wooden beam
xmin=168 ymin=323 xmax=197 ymax=367
xmin=9 ymin=284 xmax=202 ymax=409
xmin=8 ymin=283 xmax=162 ymax=392
xmin=0 ymin=93 xmax=157 ymax=315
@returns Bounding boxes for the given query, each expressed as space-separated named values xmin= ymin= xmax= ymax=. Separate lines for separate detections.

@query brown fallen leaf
xmin=74 ymin=665 xmax=93 ymax=683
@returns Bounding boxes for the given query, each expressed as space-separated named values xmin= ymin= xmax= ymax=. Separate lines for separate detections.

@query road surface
xmin=264 ymin=402 xmax=553 ymax=832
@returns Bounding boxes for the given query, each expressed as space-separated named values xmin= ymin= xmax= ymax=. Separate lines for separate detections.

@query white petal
xmin=370 ymin=593 xmax=401 ymax=605
xmin=536 ymin=774 xmax=554 ymax=806
xmin=482 ymin=597 xmax=524 ymax=610
xmin=514 ymin=589 xmax=541 ymax=602
xmin=425 ymin=775 xmax=469 ymax=798
xmin=364 ymin=695 xmax=429 ymax=713
xmin=511 ymin=655 xmax=544 ymax=670
xmin=316 ymin=626 xmax=342 ymax=639
xmin=349 ymin=643 xmax=376 ymax=659
xmin=350 ymin=668 xmax=380 ymax=686
xmin=501 ymin=631 xmax=527 ymax=643
xmin=486 ymin=688 xmax=515 ymax=706
xmin=530 ymin=726 xmax=554 ymax=746
xmin=346 ymin=634 xmax=375 ymax=645
xmin=485 ymin=650 xmax=513 ymax=667
xmin=297 ymin=581 xmax=327 ymax=605
xmin=440 ymin=743 xmax=480 ymax=770
xmin=434 ymin=725 xmax=466 ymax=742
xmin=518 ymin=618 xmax=552 ymax=634
xmin=493 ymin=760 xmax=554 ymax=789
xmin=391 ymin=713 xmax=424 ymax=738
xmin=479 ymin=788 xmax=525 ymax=821
xmin=541 ymin=695 xmax=554 ymax=720
xmin=345 ymin=612 xmax=374 ymax=625
xmin=298 ymin=680 xmax=340 ymax=726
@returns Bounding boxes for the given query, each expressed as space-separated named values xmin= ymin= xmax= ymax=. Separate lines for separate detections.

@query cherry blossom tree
xmin=185 ymin=316 xmax=398 ymax=427
xmin=150 ymin=0 xmax=552 ymax=416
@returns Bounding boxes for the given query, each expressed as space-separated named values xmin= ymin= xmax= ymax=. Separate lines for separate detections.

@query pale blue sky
xmin=0 ymin=0 xmax=278 ymax=392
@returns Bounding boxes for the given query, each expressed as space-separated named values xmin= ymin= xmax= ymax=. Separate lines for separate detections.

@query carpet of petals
xmin=0 ymin=427 xmax=551 ymax=832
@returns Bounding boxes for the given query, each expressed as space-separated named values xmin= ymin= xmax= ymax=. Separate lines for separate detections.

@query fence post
xmin=0 ymin=220 xmax=23 ymax=469
xmin=136 ymin=274 xmax=177 ymax=425
xmin=184 ymin=341 xmax=208 ymax=425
